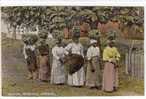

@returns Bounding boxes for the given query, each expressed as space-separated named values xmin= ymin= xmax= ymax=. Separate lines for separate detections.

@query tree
xmin=2 ymin=6 xmax=144 ymax=40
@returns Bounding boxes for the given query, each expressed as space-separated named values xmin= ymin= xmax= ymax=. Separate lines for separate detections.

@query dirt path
xmin=1 ymin=38 xmax=144 ymax=96
xmin=2 ymin=41 xmax=32 ymax=89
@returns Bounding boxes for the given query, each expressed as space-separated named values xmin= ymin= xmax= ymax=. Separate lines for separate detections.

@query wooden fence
xmin=125 ymin=50 xmax=144 ymax=80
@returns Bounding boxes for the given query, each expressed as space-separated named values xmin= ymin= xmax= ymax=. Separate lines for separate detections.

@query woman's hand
xmin=59 ymin=58 xmax=64 ymax=64
xmin=91 ymin=68 xmax=95 ymax=72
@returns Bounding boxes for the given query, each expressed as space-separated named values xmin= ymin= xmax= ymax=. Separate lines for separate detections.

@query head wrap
xmin=90 ymin=39 xmax=97 ymax=44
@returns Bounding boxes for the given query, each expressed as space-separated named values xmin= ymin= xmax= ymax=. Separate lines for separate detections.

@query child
xmin=37 ymin=39 xmax=50 ymax=82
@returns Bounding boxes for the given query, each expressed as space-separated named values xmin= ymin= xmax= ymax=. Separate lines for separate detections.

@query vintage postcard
xmin=0 ymin=0 xmax=145 ymax=97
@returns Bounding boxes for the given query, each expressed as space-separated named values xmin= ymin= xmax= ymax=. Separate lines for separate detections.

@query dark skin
xmin=108 ymin=41 xmax=115 ymax=48
xmin=93 ymin=43 xmax=97 ymax=47
xmin=57 ymin=43 xmax=62 ymax=47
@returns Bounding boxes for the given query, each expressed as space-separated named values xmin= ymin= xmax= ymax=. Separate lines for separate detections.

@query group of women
xmin=23 ymin=33 xmax=120 ymax=92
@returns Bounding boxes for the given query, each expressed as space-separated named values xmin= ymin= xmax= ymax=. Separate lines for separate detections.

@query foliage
xmin=53 ymin=30 xmax=64 ymax=39
xmin=2 ymin=6 xmax=144 ymax=40
xmin=107 ymin=30 xmax=117 ymax=40
xmin=38 ymin=31 xmax=48 ymax=39
xmin=88 ymin=29 xmax=101 ymax=39
xmin=22 ymin=34 xmax=38 ymax=45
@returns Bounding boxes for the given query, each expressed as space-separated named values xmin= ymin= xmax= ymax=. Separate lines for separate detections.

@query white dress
xmin=51 ymin=46 xmax=66 ymax=84
xmin=65 ymin=42 xmax=85 ymax=86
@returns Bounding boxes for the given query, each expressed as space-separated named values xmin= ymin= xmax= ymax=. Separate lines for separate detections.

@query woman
xmin=51 ymin=39 xmax=66 ymax=85
xmin=86 ymin=39 xmax=101 ymax=89
xmin=102 ymin=40 xmax=120 ymax=92
xmin=37 ymin=39 xmax=50 ymax=82
xmin=23 ymin=39 xmax=38 ymax=80
xmin=65 ymin=35 xmax=85 ymax=87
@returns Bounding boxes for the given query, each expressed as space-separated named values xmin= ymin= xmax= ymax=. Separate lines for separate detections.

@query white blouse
xmin=86 ymin=46 xmax=100 ymax=60
xmin=65 ymin=42 xmax=84 ymax=57
xmin=52 ymin=46 xmax=65 ymax=60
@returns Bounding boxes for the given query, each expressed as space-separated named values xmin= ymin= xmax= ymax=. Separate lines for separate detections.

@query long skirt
xmin=26 ymin=56 xmax=37 ymax=73
xmin=86 ymin=57 xmax=101 ymax=87
xmin=102 ymin=62 xmax=118 ymax=92
xmin=51 ymin=59 xmax=66 ymax=84
xmin=67 ymin=66 xmax=85 ymax=86
xmin=38 ymin=55 xmax=50 ymax=81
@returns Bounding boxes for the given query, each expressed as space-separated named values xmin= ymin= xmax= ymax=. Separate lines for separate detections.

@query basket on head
xmin=22 ymin=34 xmax=38 ymax=45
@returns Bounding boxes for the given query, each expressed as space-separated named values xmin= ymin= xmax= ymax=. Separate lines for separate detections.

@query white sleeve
xmin=31 ymin=45 xmax=35 ymax=51
xmin=52 ymin=47 xmax=60 ymax=60
xmin=97 ymin=47 xmax=100 ymax=56
xmin=86 ymin=48 xmax=91 ymax=60
xmin=63 ymin=48 xmax=67 ymax=57
xmin=65 ymin=43 xmax=72 ymax=55
xmin=80 ymin=44 xmax=84 ymax=57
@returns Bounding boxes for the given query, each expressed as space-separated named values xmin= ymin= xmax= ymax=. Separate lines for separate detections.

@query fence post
xmin=125 ymin=53 xmax=129 ymax=74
